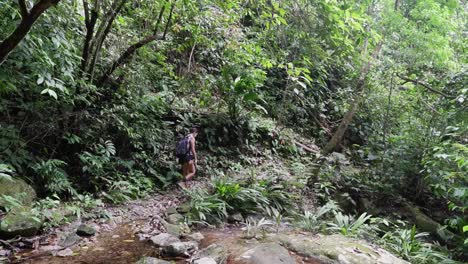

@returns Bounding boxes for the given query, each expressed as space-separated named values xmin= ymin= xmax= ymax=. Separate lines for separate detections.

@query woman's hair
xmin=190 ymin=127 xmax=199 ymax=133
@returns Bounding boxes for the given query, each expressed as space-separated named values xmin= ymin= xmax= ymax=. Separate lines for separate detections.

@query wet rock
xmin=163 ymin=241 xmax=198 ymax=257
xmin=76 ymin=224 xmax=96 ymax=236
xmin=185 ymin=232 xmax=204 ymax=242
xmin=237 ymin=242 xmax=295 ymax=264
xmin=227 ymin=213 xmax=243 ymax=223
xmin=193 ymin=243 xmax=228 ymax=264
xmin=0 ymin=178 xmax=36 ymax=208
xmin=276 ymin=233 xmax=409 ymax=264
xmin=150 ymin=233 xmax=180 ymax=247
xmin=192 ymin=257 xmax=217 ymax=264
xmin=58 ymin=232 xmax=81 ymax=247
xmin=135 ymin=257 xmax=171 ymax=264
xmin=166 ymin=213 xmax=184 ymax=224
xmin=0 ymin=207 xmax=42 ymax=238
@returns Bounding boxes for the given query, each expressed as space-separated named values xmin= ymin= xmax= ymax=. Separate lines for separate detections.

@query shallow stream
xmin=17 ymin=221 xmax=322 ymax=264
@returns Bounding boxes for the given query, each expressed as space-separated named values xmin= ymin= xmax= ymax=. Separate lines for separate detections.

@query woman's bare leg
xmin=185 ymin=160 xmax=196 ymax=182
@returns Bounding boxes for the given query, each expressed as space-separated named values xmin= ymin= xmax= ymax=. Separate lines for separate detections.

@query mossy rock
xmin=166 ymin=213 xmax=185 ymax=224
xmin=176 ymin=203 xmax=190 ymax=214
xmin=403 ymin=202 xmax=456 ymax=242
xmin=76 ymin=224 xmax=96 ymax=236
xmin=0 ymin=207 xmax=42 ymax=238
xmin=0 ymin=178 xmax=36 ymax=208
xmin=161 ymin=219 xmax=190 ymax=237
xmin=275 ymin=233 xmax=409 ymax=264
xmin=166 ymin=207 xmax=178 ymax=215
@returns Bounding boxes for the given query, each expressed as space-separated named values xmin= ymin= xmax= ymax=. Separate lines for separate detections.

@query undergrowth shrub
xmin=186 ymin=176 xmax=295 ymax=224
xmin=32 ymin=159 xmax=76 ymax=196
xmin=381 ymin=226 xmax=455 ymax=264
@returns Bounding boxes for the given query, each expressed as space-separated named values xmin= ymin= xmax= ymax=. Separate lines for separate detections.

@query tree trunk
xmin=96 ymin=2 xmax=175 ymax=86
xmin=0 ymin=0 xmax=61 ymax=64
xmin=322 ymin=42 xmax=382 ymax=155
xmin=80 ymin=0 xmax=100 ymax=76
xmin=96 ymin=34 xmax=160 ymax=86
xmin=87 ymin=0 xmax=127 ymax=80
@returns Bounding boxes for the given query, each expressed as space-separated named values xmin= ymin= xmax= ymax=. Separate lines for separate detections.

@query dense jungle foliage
xmin=0 ymin=0 xmax=466 ymax=262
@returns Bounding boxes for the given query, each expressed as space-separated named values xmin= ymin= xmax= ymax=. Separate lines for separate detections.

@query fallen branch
xmin=294 ymin=141 xmax=319 ymax=153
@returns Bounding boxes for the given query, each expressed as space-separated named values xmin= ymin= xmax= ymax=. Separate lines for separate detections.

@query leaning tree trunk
xmin=306 ymin=42 xmax=382 ymax=188
xmin=96 ymin=1 xmax=175 ymax=86
xmin=0 ymin=0 xmax=61 ymax=64
xmin=322 ymin=42 xmax=382 ymax=155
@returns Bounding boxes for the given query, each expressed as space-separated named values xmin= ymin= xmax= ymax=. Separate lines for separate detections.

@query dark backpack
xmin=175 ymin=136 xmax=191 ymax=159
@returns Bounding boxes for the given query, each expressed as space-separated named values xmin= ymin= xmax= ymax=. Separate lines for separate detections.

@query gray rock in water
xmin=276 ymin=233 xmax=410 ymax=264
xmin=193 ymin=243 xmax=228 ymax=264
xmin=163 ymin=241 xmax=198 ymax=257
xmin=192 ymin=257 xmax=217 ymax=264
xmin=76 ymin=224 xmax=96 ymax=236
xmin=227 ymin=213 xmax=243 ymax=223
xmin=0 ymin=178 xmax=36 ymax=208
xmin=150 ymin=233 xmax=180 ymax=247
xmin=0 ymin=207 xmax=42 ymax=238
xmin=237 ymin=242 xmax=295 ymax=264
xmin=166 ymin=213 xmax=185 ymax=224
xmin=135 ymin=257 xmax=171 ymax=264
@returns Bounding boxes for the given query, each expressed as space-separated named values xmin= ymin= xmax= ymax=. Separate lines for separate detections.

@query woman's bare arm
xmin=190 ymin=137 xmax=197 ymax=163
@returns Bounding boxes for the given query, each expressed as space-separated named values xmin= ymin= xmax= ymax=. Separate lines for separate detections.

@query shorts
xmin=179 ymin=154 xmax=194 ymax=164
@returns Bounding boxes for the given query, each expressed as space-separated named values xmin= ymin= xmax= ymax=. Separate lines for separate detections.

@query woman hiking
xmin=176 ymin=127 xmax=199 ymax=188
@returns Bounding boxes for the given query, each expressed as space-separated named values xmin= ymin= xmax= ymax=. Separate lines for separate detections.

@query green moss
xmin=0 ymin=178 xmax=36 ymax=208
xmin=0 ymin=207 xmax=42 ymax=238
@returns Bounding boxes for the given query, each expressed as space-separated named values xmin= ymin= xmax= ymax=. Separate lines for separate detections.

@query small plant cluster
xmin=185 ymin=176 xmax=294 ymax=225
xmin=1 ymin=193 xmax=105 ymax=231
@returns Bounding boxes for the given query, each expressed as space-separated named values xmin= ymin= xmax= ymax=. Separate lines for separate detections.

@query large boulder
xmin=0 ymin=207 xmax=42 ymax=238
xmin=0 ymin=178 xmax=36 ymax=208
xmin=236 ymin=242 xmax=295 ymax=264
xmin=276 ymin=233 xmax=409 ymax=264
